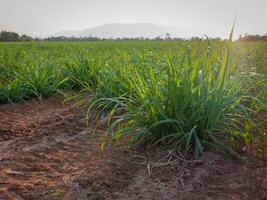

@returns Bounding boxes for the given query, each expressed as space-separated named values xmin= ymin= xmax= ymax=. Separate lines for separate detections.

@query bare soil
xmin=0 ymin=97 xmax=266 ymax=200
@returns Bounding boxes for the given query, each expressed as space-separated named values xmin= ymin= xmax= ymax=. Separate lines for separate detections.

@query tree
xmin=165 ymin=33 xmax=171 ymax=40
xmin=0 ymin=31 xmax=19 ymax=41
xmin=20 ymin=34 xmax=33 ymax=41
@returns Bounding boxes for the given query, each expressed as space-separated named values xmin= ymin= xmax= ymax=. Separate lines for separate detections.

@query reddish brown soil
xmin=0 ymin=97 xmax=266 ymax=200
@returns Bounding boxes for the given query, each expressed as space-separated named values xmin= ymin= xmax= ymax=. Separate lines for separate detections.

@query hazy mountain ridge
xmin=54 ymin=23 xmax=175 ymax=38
xmin=53 ymin=23 xmax=223 ymax=39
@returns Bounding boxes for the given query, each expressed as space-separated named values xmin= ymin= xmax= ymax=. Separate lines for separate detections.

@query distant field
xmin=0 ymin=41 xmax=266 ymax=101
xmin=0 ymin=40 xmax=266 ymax=158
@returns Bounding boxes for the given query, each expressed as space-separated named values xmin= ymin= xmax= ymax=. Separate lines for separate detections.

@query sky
xmin=0 ymin=0 xmax=266 ymax=38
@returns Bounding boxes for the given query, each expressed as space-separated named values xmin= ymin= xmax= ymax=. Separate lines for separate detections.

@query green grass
xmin=0 ymin=39 xmax=266 ymax=158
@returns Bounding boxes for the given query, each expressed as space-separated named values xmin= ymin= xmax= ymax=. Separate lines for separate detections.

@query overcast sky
xmin=0 ymin=0 xmax=266 ymax=38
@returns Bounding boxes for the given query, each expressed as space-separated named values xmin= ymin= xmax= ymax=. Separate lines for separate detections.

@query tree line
xmin=2 ymin=30 xmax=266 ymax=42
xmin=0 ymin=31 xmax=35 ymax=42
xmin=238 ymin=34 xmax=267 ymax=42
xmin=0 ymin=31 xmax=224 ymax=42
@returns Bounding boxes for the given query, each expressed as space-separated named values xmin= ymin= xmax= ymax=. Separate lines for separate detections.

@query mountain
xmin=54 ymin=23 xmax=171 ymax=38
xmin=54 ymin=30 xmax=81 ymax=37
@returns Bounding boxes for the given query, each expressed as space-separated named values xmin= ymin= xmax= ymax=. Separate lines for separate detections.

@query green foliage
xmin=88 ymin=37 xmax=258 ymax=159
xmin=61 ymin=48 xmax=98 ymax=90
xmin=0 ymin=40 xmax=266 ymax=159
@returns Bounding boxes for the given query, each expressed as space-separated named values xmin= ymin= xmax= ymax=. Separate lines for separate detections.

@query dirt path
xmin=0 ymin=97 xmax=266 ymax=200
